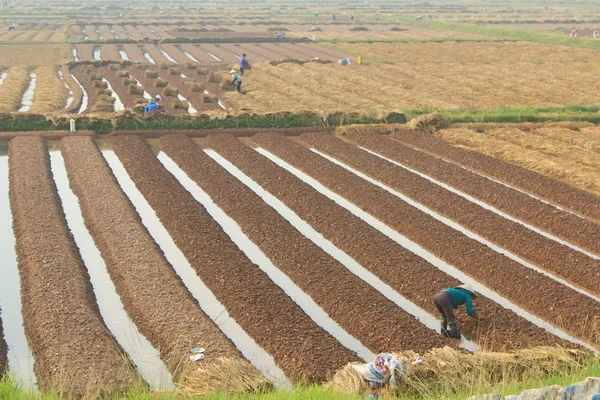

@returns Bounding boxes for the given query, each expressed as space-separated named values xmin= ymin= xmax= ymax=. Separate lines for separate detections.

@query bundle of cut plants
xmin=220 ymin=80 xmax=237 ymax=91
xmin=161 ymin=85 xmax=178 ymax=97
xmin=328 ymin=346 xmax=588 ymax=397
xmin=172 ymin=99 xmax=189 ymax=110
xmin=181 ymin=357 xmax=270 ymax=396
xmin=201 ymin=94 xmax=218 ymax=103
xmin=144 ymin=70 xmax=158 ymax=78
xmin=407 ymin=112 xmax=450 ymax=133
xmin=168 ymin=67 xmax=181 ymax=76
xmin=208 ymin=72 xmax=223 ymax=83
xmin=117 ymin=70 xmax=130 ymax=78
xmin=190 ymin=82 xmax=206 ymax=92
xmin=335 ymin=123 xmax=405 ymax=137
xmin=153 ymin=79 xmax=168 ymax=88
xmin=128 ymin=84 xmax=144 ymax=95
xmin=196 ymin=67 xmax=209 ymax=76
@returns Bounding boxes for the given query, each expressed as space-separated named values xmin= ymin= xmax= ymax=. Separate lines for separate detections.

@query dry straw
xmin=190 ymin=82 xmax=205 ymax=92
xmin=329 ymin=346 xmax=587 ymax=398
xmin=408 ymin=113 xmax=450 ymax=134
xmin=172 ymin=99 xmax=189 ymax=110
xmin=27 ymin=65 xmax=67 ymax=113
xmin=0 ymin=66 xmax=31 ymax=112
xmin=161 ymin=85 xmax=178 ymax=97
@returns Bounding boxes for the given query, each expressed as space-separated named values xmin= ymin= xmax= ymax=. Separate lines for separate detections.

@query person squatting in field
xmin=144 ymin=94 xmax=162 ymax=115
xmin=433 ymin=284 xmax=478 ymax=339
xmin=236 ymin=53 xmax=248 ymax=75
xmin=353 ymin=353 xmax=423 ymax=399
xmin=230 ymin=70 xmax=243 ymax=93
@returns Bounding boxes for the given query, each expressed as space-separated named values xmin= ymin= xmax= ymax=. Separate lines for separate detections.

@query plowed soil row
xmin=122 ymin=44 xmax=148 ymax=63
xmin=162 ymin=134 xmax=447 ymax=354
xmin=101 ymin=44 xmax=121 ymax=61
xmin=59 ymin=136 xmax=241 ymax=377
xmin=72 ymin=66 xmax=101 ymax=114
xmin=304 ymin=133 xmax=600 ymax=298
xmin=75 ymin=44 xmax=95 ymax=62
xmin=101 ymin=66 xmax=145 ymax=109
xmin=0 ymin=315 xmax=6 ymax=377
xmin=360 ymin=132 xmax=600 ymax=258
xmin=8 ymin=137 xmax=136 ymax=397
xmin=110 ymin=126 xmax=325 ymax=138
xmin=109 ymin=135 xmax=358 ymax=383
xmin=156 ymin=69 xmax=217 ymax=113
xmin=127 ymin=69 xmax=181 ymax=115
xmin=255 ymin=134 xmax=600 ymax=348
xmin=144 ymin=45 xmax=170 ymax=64
xmin=207 ymin=134 xmax=562 ymax=351
xmin=391 ymin=130 xmax=600 ymax=224
xmin=179 ymin=44 xmax=218 ymax=64
xmin=0 ymin=131 xmax=94 ymax=140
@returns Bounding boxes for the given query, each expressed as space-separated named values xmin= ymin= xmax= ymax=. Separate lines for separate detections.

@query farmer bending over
xmin=230 ymin=70 xmax=242 ymax=93
xmin=353 ymin=353 xmax=422 ymax=399
xmin=144 ymin=95 xmax=162 ymax=116
xmin=433 ymin=284 xmax=478 ymax=339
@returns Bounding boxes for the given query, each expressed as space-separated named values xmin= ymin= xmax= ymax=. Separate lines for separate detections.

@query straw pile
xmin=0 ymin=66 xmax=31 ymax=112
xmin=93 ymin=80 xmax=108 ymax=89
xmin=122 ymin=78 xmax=136 ymax=86
xmin=335 ymin=123 xmax=404 ymax=137
xmin=439 ymin=127 xmax=600 ymax=198
xmin=128 ymin=84 xmax=144 ymax=95
xmin=189 ymin=82 xmax=205 ymax=92
xmin=407 ymin=113 xmax=450 ymax=133
xmin=95 ymin=89 xmax=112 ymax=96
xmin=108 ymin=64 xmax=120 ymax=71
xmin=61 ymin=65 xmax=83 ymax=113
xmin=29 ymin=65 xmax=67 ymax=113
xmin=153 ymin=80 xmax=168 ymax=88
xmin=181 ymin=357 xmax=270 ymax=396
xmin=161 ymin=85 xmax=178 ymax=97
xmin=117 ymin=71 xmax=130 ymax=78
xmin=196 ymin=67 xmax=209 ymax=75
xmin=220 ymin=80 xmax=236 ymax=91
xmin=208 ymin=72 xmax=223 ymax=83
xmin=201 ymin=94 xmax=218 ymax=103
xmin=159 ymin=62 xmax=172 ymax=70
xmin=144 ymin=70 xmax=158 ymax=78
xmin=91 ymin=93 xmax=115 ymax=113
xmin=329 ymin=346 xmax=587 ymax=397
xmin=172 ymin=99 xmax=189 ymax=110
xmin=168 ymin=67 xmax=181 ymax=76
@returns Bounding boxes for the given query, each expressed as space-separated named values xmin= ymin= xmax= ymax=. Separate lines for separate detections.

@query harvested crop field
xmin=2 ymin=127 xmax=600 ymax=396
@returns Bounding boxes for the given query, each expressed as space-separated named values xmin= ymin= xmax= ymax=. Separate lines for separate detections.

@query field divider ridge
xmin=109 ymin=135 xmax=360 ymax=383
xmin=59 ymin=137 xmax=247 ymax=383
xmin=391 ymin=130 xmax=600 ymax=224
xmin=9 ymin=136 xmax=138 ymax=397
xmin=251 ymin=133 xmax=600 ymax=351
xmin=163 ymin=134 xmax=449 ymax=355
xmin=349 ymin=131 xmax=600 ymax=259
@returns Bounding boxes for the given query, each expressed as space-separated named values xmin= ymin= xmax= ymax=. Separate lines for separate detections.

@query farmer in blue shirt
xmin=236 ymin=53 xmax=248 ymax=75
xmin=433 ymin=284 xmax=478 ymax=339
xmin=230 ymin=70 xmax=243 ymax=93
xmin=144 ymin=95 xmax=162 ymax=116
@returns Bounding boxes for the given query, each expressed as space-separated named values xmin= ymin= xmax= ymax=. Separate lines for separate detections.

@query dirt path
xmin=306 ymin=133 xmax=600 ymax=299
xmin=391 ymin=130 xmax=600 ymax=224
xmin=110 ymin=135 xmax=359 ymax=383
xmin=253 ymin=133 xmax=600 ymax=349
xmin=163 ymin=134 xmax=448 ymax=354
xmin=60 ymin=136 xmax=244 ymax=379
xmin=210 ymin=133 xmax=566 ymax=351
xmin=9 ymin=137 xmax=136 ymax=397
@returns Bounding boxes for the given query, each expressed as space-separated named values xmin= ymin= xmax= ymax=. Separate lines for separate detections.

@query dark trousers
xmin=433 ymin=291 xmax=456 ymax=327
xmin=240 ymin=67 xmax=245 ymax=76
xmin=236 ymin=81 xmax=242 ymax=93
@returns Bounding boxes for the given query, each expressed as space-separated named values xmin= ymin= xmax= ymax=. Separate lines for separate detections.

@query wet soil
xmin=8 ymin=137 xmax=137 ymax=397
xmin=144 ymin=45 xmax=170 ymax=64
xmin=100 ymin=44 xmax=121 ymax=61
xmin=159 ymin=44 xmax=191 ymax=64
xmin=248 ymin=133 xmax=571 ymax=351
xmin=59 ymin=136 xmax=242 ymax=378
xmin=110 ymin=135 xmax=359 ymax=383
xmin=0 ymin=131 xmax=95 ymax=140
xmin=111 ymin=126 xmax=325 ymax=138
xmin=156 ymin=69 xmax=216 ymax=113
xmin=253 ymin=133 xmax=600 ymax=348
xmin=75 ymin=44 xmax=95 ymax=62
xmin=122 ymin=44 xmax=148 ymax=63
xmin=163 ymin=134 xmax=448 ymax=354
xmin=179 ymin=44 xmax=220 ymax=64
xmin=391 ymin=130 xmax=600 ymax=225
xmin=308 ymin=133 xmax=600 ymax=299
xmin=100 ymin=66 xmax=144 ymax=109
xmin=72 ymin=65 xmax=100 ymax=114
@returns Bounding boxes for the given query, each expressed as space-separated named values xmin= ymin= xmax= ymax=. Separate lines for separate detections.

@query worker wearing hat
xmin=230 ymin=70 xmax=243 ymax=93
xmin=433 ymin=284 xmax=478 ymax=339
xmin=144 ymin=94 xmax=162 ymax=116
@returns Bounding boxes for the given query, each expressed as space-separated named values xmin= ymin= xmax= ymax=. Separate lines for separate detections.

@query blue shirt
xmin=444 ymin=288 xmax=476 ymax=316
xmin=144 ymin=101 xmax=160 ymax=115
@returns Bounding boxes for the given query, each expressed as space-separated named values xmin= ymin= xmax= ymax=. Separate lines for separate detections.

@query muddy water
xmin=323 ymin=149 xmax=600 ymax=304
xmin=93 ymin=47 xmax=101 ymax=61
xmin=103 ymin=79 xmax=124 ymax=112
xmin=207 ymin=52 xmax=222 ymax=62
xmin=102 ymin=151 xmax=290 ymax=387
xmin=0 ymin=156 xmax=37 ymax=387
xmin=159 ymin=49 xmax=177 ymax=63
xmin=119 ymin=50 xmax=129 ymax=61
xmin=184 ymin=52 xmax=198 ymax=62
xmin=49 ymin=152 xmax=174 ymax=390
xmin=160 ymin=151 xmax=375 ymax=362
xmin=206 ymin=150 xmax=478 ymax=351
xmin=18 ymin=72 xmax=36 ymax=113
xmin=255 ymin=148 xmax=598 ymax=353
xmin=70 ymin=74 xmax=88 ymax=114
xmin=143 ymin=52 xmax=156 ymax=64
xmin=366 ymin=147 xmax=599 ymax=261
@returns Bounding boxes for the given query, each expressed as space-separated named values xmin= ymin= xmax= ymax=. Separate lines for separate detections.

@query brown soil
xmin=170 ymin=32 xmax=273 ymax=39
xmin=9 ymin=137 xmax=137 ymax=397
xmin=109 ymin=135 xmax=359 ymax=383
xmin=143 ymin=44 xmax=170 ymax=64
xmin=159 ymin=44 xmax=195 ymax=64
xmin=98 ymin=25 xmax=116 ymax=40
xmin=221 ymin=43 xmax=269 ymax=63
xmin=75 ymin=44 xmax=95 ymax=62
xmin=0 ymin=313 xmax=6 ymax=378
xmin=179 ymin=44 xmax=219 ymax=64
xmin=277 ymin=43 xmax=340 ymax=61
xmin=163 ymin=134 xmax=448 ymax=354
xmin=100 ymin=66 xmax=144 ymax=109
xmin=61 ymin=65 xmax=83 ymax=114
xmin=110 ymin=126 xmax=325 ymax=138
xmin=0 ymin=130 xmax=95 ymax=140
xmin=59 ymin=136 xmax=242 ymax=377
xmin=83 ymin=25 xmax=99 ymax=40
xmin=100 ymin=44 xmax=121 ymax=61
xmin=311 ymin=133 xmax=600 ymax=299
xmin=122 ymin=44 xmax=148 ymax=63
xmin=156 ymin=69 xmax=215 ymax=113
xmin=127 ymin=25 xmax=148 ymax=40
xmin=127 ymin=68 xmax=176 ymax=113
xmin=72 ymin=65 xmax=101 ymax=114
xmin=215 ymin=133 xmax=569 ymax=351
xmin=391 ymin=130 xmax=600 ymax=225
xmin=237 ymin=44 xmax=284 ymax=62
xmin=253 ymin=133 xmax=600 ymax=348
xmin=198 ymin=44 xmax=237 ymax=63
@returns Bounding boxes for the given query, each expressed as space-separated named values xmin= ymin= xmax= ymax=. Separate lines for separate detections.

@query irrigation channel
xmin=17 ymin=72 xmax=36 ymax=112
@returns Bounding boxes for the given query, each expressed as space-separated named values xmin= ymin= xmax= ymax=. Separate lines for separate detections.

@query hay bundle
xmin=89 ymin=71 xmax=103 ymax=81
xmin=120 ymin=60 xmax=133 ymax=67
xmin=153 ymin=79 xmax=168 ymax=88
xmin=108 ymin=64 xmax=120 ymax=70
xmin=161 ymin=85 xmax=178 ymax=97
xmin=93 ymin=80 xmax=108 ymax=89
xmin=122 ymin=78 xmax=136 ymax=86
xmin=144 ymin=70 xmax=158 ymax=78
xmin=335 ymin=123 xmax=403 ymax=137
xmin=84 ymin=67 xmax=94 ymax=76
xmin=117 ymin=70 xmax=130 ymax=78
xmin=189 ymin=82 xmax=205 ymax=92
xmin=267 ymin=27 xmax=289 ymax=32
xmin=136 ymin=64 xmax=149 ymax=70
xmin=201 ymin=94 xmax=218 ymax=103
xmin=329 ymin=346 xmax=587 ymax=397
xmin=308 ymin=26 xmax=323 ymax=32
xmin=220 ymin=80 xmax=236 ymax=91
xmin=172 ymin=99 xmax=189 ymax=109
xmin=183 ymin=62 xmax=197 ymax=70
xmin=349 ymin=26 xmax=370 ymax=31
xmin=208 ymin=72 xmax=222 ymax=83
xmin=407 ymin=113 xmax=450 ymax=133
xmin=98 ymin=94 xmax=115 ymax=103
xmin=95 ymin=88 xmax=112 ymax=96
xmin=28 ymin=65 xmax=68 ymax=113
xmin=159 ymin=62 xmax=171 ymax=70
xmin=168 ymin=67 xmax=181 ymax=76
xmin=128 ymin=84 xmax=144 ymax=95
xmin=181 ymin=358 xmax=269 ymax=396
xmin=390 ymin=27 xmax=409 ymax=31
xmin=196 ymin=67 xmax=209 ymax=75
xmin=91 ymin=101 xmax=114 ymax=112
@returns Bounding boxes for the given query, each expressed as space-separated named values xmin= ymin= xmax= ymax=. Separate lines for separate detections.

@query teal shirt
xmin=444 ymin=288 xmax=476 ymax=316
xmin=232 ymin=74 xmax=242 ymax=83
